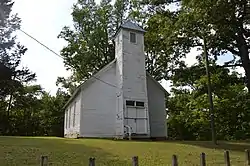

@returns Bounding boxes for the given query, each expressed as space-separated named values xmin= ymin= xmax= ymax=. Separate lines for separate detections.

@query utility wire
xmin=19 ymin=29 xmax=118 ymax=89
xmin=92 ymin=75 xmax=118 ymax=88
xmin=19 ymin=29 xmax=63 ymax=59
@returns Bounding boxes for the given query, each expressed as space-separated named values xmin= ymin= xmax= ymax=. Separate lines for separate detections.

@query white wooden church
xmin=64 ymin=20 xmax=168 ymax=139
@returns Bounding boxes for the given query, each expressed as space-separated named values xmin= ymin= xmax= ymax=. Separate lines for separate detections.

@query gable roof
xmin=63 ymin=59 xmax=117 ymax=109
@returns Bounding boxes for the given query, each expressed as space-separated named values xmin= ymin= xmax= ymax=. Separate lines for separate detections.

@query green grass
xmin=0 ymin=137 xmax=249 ymax=165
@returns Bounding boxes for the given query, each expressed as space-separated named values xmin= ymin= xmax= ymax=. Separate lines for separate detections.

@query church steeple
xmin=114 ymin=20 xmax=150 ymax=138
xmin=114 ymin=20 xmax=146 ymax=59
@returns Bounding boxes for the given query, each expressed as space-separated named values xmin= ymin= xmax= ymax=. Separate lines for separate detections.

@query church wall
xmin=80 ymin=63 xmax=117 ymax=138
xmin=64 ymin=92 xmax=81 ymax=138
xmin=147 ymin=76 xmax=167 ymax=138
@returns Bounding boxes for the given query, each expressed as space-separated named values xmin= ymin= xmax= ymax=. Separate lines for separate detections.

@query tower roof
xmin=114 ymin=20 xmax=146 ymax=38
xmin=120 ymin=20 xmax=146 ymax=33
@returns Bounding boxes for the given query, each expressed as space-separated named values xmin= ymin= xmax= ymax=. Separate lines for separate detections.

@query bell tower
xmin=114 ymin=20 xmax=150 ymax=138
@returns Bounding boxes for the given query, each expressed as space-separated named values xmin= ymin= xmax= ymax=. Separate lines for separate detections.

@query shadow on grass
xmin=0 ymin=136 xmax=131 ymax=166
xmin=177 ymin=140 xmax=250 ymax=153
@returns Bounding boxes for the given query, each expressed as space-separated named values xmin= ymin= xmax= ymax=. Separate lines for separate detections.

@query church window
xmin=130 ymin=32 xmax=136 ymax=43
xmin=126 ymin=100 xmax=135 ymax=106
xmin=136 ymin=101 xmax=144 ymax=107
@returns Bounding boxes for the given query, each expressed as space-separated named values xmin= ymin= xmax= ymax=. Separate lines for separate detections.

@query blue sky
xmin=12 ymin=0 xmax=243 ymax=95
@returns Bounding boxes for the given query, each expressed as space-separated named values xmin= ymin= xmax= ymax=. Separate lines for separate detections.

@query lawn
xmin=0 ymin=137 xmax=249 ymax=166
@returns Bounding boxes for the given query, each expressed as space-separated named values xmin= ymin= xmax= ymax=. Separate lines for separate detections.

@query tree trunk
xmin=238 ymin=32 xmax=250 ymax=92
xmin=5 ymin=93 xmax=13 ymax=134
xmin=242 ymin=56 xmax=250 ymax=92
xmin=203 ymin=36 xmax=217 ymax=145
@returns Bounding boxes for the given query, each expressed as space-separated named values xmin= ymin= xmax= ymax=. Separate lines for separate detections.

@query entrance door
xmin=136 ymin=108 xmax=147 ymax=134
xmin=124 ymin=104 xmax=147 ymax=134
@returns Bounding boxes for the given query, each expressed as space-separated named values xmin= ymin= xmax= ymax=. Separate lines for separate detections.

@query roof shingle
xmin=120 ymin=20 xmax=146 ymax=33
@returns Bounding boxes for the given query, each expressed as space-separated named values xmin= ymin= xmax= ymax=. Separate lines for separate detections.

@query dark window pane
xmin=136 ymin=101 xmax=144 ymax=107
xmin=130 ymin=32 xmax=136 ymax=43
xmin=126 ymin=100 xmax=135 ymax=106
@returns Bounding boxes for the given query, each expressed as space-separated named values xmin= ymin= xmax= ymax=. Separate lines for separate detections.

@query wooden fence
xmin=40 ymin=149 xmax=250 ymax=166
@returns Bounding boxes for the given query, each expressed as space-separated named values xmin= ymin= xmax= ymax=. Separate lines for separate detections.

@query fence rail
xmin=40 ymin=149 xmax=250 ymax=166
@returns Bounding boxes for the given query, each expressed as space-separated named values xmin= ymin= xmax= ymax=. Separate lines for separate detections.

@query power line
xmin=19 ymin=29 xmax=63 ymax=59
xmin=19 ymin=29 xmax=118 ymax=89
xmin=92 ymin=75 xmax=117 ymax=88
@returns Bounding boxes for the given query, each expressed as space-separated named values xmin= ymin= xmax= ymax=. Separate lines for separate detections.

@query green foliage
xmin=113 ymin=0 xmax=129 ymax=29
xmin=39 ymin=90 xmax=70 ymax=136
xmin=57 ymin=0 xmax=116 ymax=93
xmin=0 ymin=0 xmax=69 ymax=137
xmin=2 ymin=86 xmax=69 ymax=136
xmin=167 ymin=64 xmax=250 ymax=140
xmin=144 ymin=0 xmax=250 ymax=90
xmin=0 ymin=0 xmax=37 ymax=134
xmin=58 ymin=0 xmax=174 ymax=93
xmin=140 ymin=0 xmax=250 ymax=141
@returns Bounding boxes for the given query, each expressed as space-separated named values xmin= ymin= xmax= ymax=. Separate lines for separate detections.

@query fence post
xmin=40 ymin=155 xmax=48 ymax=166
xmin=89 ymin=157 xmax=95 ymax=166
xmin=246 ymin=149 xmax=250 ymax=166
xmin=172 ymin=155 xmax=178 ymax=166
xmin=224 ymin=150 xmax=230 ymax=166
xmin=200 ymin=152 xmax=206 ymax=166
xmin=132 ymin=156 xmax=139 ymax=166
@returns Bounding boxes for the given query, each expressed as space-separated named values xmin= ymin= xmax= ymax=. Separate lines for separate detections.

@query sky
xmin=12 ymin=0 xmax=243 ymax=95
xmin=13 ymin=0 xmax=76 ymax=95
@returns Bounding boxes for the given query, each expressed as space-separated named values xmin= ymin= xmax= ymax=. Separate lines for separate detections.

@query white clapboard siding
xmin=80 ymin=63 xmax=117 ymax=137
xmin=147 ymin=75 xmax=167 ymax=138
xmin=115 ymin=26 xmax=150 ymax=137
xmin=64 ymin=93 xmax=81 ymax=138
xmin=64 ymin=21 xmax=167 ymax=139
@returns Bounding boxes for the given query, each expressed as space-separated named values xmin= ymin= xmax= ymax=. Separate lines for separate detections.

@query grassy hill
xmin=0 ymin=137 xmax=249 ymax=165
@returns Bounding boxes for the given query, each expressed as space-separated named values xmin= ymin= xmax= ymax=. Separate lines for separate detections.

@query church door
xmin=124 ymin=100 xmax=148 ymax=134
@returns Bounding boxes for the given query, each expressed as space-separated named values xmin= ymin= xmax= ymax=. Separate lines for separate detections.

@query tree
xmin=40 ymin=90 xmax=70 ymax=136
xmin=58 ymin=0 xmax=170 ymax=93
xmin=10 ymin=85 xmax=44 ymax=136
xmin=145 ymin=11 xmax=187 ymax=80
xmin=6 ymin=85 xmax=69 ymax=137
xmin=143 ymin=0 xmax=250 ymax=92
xmin=0 ymin=1 xmax=72 ymax=137
xmin=0 ymin=0 xmax=36 ymax=134
xmin=167 ymin=63 xmax=250 ymax=140
xmin=112 ymin=0 xmax=129 ymax=30
xmin=141 ymin=0 xmax=250 ymax=142
xmin=0 ymin=62 xmax=12 ymax=99
xmin=57 ymin=0 xmax=115 ymax=94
